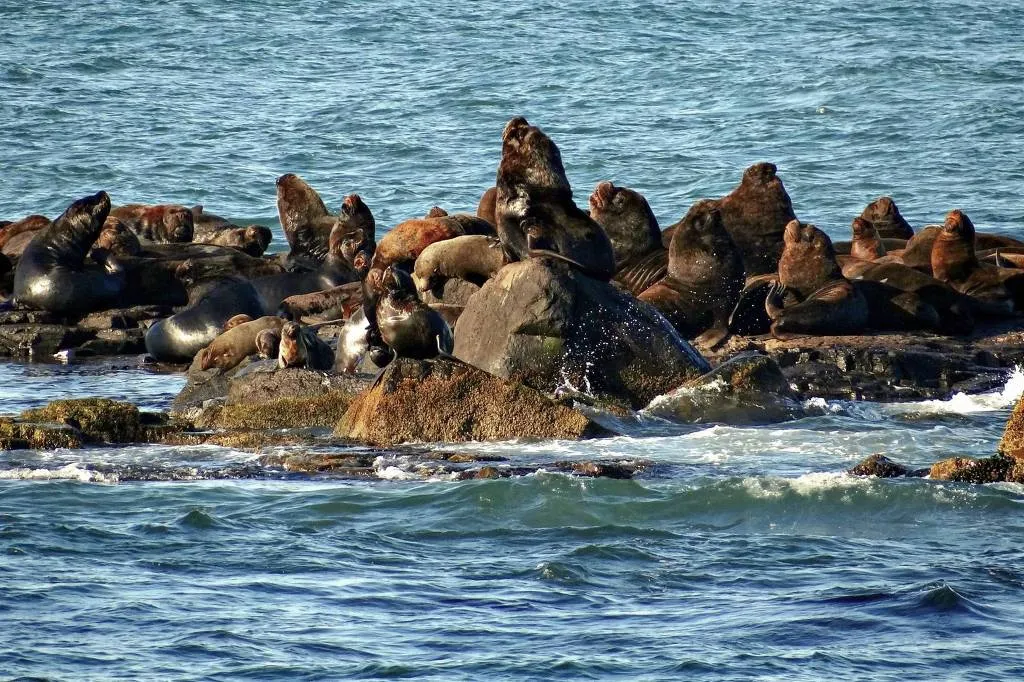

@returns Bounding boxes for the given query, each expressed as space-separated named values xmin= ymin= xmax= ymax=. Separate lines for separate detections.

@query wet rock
xmin=76 ymin=305 xmax=170 ymax=331
xmin=0 ymin=324 xmax=89 ymax=358
xmin=454 ymin=259 xmax=709 ymax=410
xmin=928 ymin=455 xmax=1013 ymax=484
xmin=76 ymin=328 xmax=147 ymax=355
xmin=643 ymin=352 xmax=806 ymax=425
xmin=19 ymin=398 xmax=145 ymax=443
xmin=849 ymin=454 xmax=913 ymax=478
xmin=998 ymin=394 xmax=1024 ymax=460
xmin=0 ymin=418 xmax=84 ymax=450
xmin=336 ymin=356 xmax=612 ymax=445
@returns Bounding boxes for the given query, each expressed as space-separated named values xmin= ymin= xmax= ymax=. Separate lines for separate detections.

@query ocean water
xmin=3 ymin=1 xmax=1024 ymax=679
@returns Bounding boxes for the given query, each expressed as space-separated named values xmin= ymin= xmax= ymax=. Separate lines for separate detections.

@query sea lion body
xmin=588 ymin=181 xmax=667 ymax=296
xmin=0 ymin=214 xmax=49 ymax=256
xmin=278 ymin=281 xmax=363 ymax=321
xmin=276 ymin=173 xmax=337 ymax=264
xmin=198 ymin=225 xmax=272 ymax=257
xmin=477 ymin=186 xmax=497 ymax=226
xmin=412 ymin=234 xmax=505 ymax=295
xmin=255 ymin=328 xmax=281 ymax=360
xmin=376 ymin=266 xmax=453 ymax=361
xmin=494 ymin=117 xmax=616 ymax=281
xmin=91 ymin=216 xmax=142 ymax=260
xmin=200 ymin=316 xmax=284 ymax=371
xmin=222 ymin=313 xmax=253 ymax=332
xmin=278 ymin=321 xmax=334 ymax=370
xmin=13 ymin=192 xmax=126 ymax=315
xmin=110 ymin=204 xmax=194 ymax=243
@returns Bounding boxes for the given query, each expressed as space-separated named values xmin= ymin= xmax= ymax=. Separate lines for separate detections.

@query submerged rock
xmin=848 ymin=454 xmax=918 ymax=478
xmin=336 ymin=356 xmax=612 ymax=446
xmin=642 ymin=352 xmax=807 ymax=425
xmin=453 ymin=259 xmax=709 ymax=410
xmin=928 ymin=455 xmax=1014 ymax=484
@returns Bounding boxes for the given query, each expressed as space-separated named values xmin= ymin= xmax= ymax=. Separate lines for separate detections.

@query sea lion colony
xmin=2 ymin=117 xmax=1023 ymax=384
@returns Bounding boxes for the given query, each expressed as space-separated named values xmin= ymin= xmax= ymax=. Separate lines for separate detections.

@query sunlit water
xmin=3 ymin=1 xmax=1024 ymax=679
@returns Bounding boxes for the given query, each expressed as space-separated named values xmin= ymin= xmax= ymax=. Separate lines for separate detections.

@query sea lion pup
xmin=198 ymin=225 xmax=273 ymax=257
xmin=494 ymin=117 xmax=616 ymax=281
xmin=277 ymin=320 xmax=334 ymax=370
xmin=848 ymin=217 xmax=887 ymax=261
xmin=376 ymin=265 xmax=453 ymax=361
xmin=477 ymin=186 xmax=497 ymax=226
xmin=931 ymin=210 xmax=1024 ymax=316
xmin=766 ymin=220 xmax=868 ymax=338
xmin=255 ymin=328 xmax=281 ymax=360
xmin=334 ymin=307 xmax=372 ymax=373
xmin=200 ymin=315 xmax=285 ymax=371
xmin=860 ymin=196 xmax=914 ymax=239
xmin=12 ymin=192 xmax=126 ymax=315
xmin=412 ymin=234 xmax=506 ymax=295
xmin=0 ymin=214 xmax=49 ymax=256
xmin=588 ymin=181 xmax=668 ymax=296
xmin=713 ymin=161 xmax=797 ymax=276
xmin=634 ymin=200 xmax=744 ymax=346
xmin=143 ymin=259 xmax=265 ymax=362
xmin=110 ymin=203 xmax=194 ymax=243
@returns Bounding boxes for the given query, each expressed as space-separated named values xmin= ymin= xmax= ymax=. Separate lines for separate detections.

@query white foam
xmin=742 ymin=472 xmax=870 ymax=499
xmin=0 ymin=463 xmax=118 ymax=484
xmin=888 ymin=366 xmax=1024 ymax=416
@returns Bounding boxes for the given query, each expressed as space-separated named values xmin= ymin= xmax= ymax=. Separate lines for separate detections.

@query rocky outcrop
xmin=453 ymin=259 xmax=709 ymax=410
xmin=928 ymin=455 xmax=1018 ymax=484
xmin=642 ymin=352 xmax=807 ymax=425
xmin=6 ymin=398 xmax=191 ymax=448
xmin=998 ymin=393 xmax=1024 ymax=460
xmin=0 ymin=306 xmax=169 ymax=359
xmin=335 ymin=356 xmax=612 ymax=446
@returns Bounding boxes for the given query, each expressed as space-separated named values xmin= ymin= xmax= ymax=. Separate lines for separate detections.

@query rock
xmin=453 ymin=259 xmax=709 ymax=409
xmin=0 ymin=418 xmax=84 ymax=450
xmin=642 ymin=352 xmax=805 ymax=425
xmin=0 ymin=324 xmax=89 ymax=358
xmin=421 ymin=278 xmax=481 ymax=307
xmin=335 ymin=356 xmax=612 ymax=445
xmin=76 ymin=305 xmax=171 ymax=331
xmin=19 ymin=398 xmax=144 ymax=443
xmin=928 ymin=455 xmax=1013 ymax=484
xmin=849 ymin=454 xmax=913 ymax=477
xmin=76 ymin=328 xmax=147 ymax=355
xmin=999 ymin=394 xmax=1024 ymax=460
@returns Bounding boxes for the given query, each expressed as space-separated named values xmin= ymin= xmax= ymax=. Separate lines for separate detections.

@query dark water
xmin=3 ymin=1 xmax=1024 ymax=679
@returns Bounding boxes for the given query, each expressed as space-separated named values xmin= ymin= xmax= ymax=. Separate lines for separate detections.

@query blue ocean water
xmin=3 ymin=1 xmax=1024 ymax=679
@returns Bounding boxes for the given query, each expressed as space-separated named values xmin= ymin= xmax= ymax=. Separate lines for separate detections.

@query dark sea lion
xmin=975 ymin=233 xmax=1024 ymax=251
xmin=278 ymin=280 xmax=363 ymax=321
xmin=144 ymin=259 xmax=265 ymax=362
xmin=931 ymin=210 xmax=1024 ymax=316
xmin=13 ymin=192 xmax=126 ymax=315
xmin=494 ymin=117 xmax=616 ymax=280
xmin=110 ymin=203 xmax=194 ymax=243
xmin=0 ymin=214 xmax=49 ymax=256
xmin=767 ymin=220 xmax=868 ymax=338
xmin=860 ymin=197 xmax=914 ymax=239
xmin=189 ymin=205 xmax=232 ymax=238
xmin=255 ymin=327 xmax=281 ymax=360
xmin=713 ymin=162 xmax=796 ymax=276
xmin=412 ymin=234 xmax=506 ymax=295
xmin=335 ymin=194 xmax=377 ymax=273
xmin=222 ymin=313 xmax=254 ymax=332
xmin=199 ymin=225 xmax=273 ymax=257
xmin=376 ymin=265 xmax=453 ymax=361
xmin=588 ymin=181 xmax=668 ymax=296
xmin=477 ymin=186 xmax=497 ymax=226
xmin=278 ymin=320 xmax=334 ymax=370
xmin=849 ymin=217 xmax=886 ymax=261
xmin=275 ymin=173 xmax=340 ymax=265
xmin=201 ymin=315 xmax=285 ymax=371
xmin=637 ymin=200 xmax=745 ymax=346
xmin=898 ymin=225 xmax=941 ymax=273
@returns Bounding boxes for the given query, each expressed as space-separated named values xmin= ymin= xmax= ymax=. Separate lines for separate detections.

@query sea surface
xmin=3 ymin=1 xmax=1024 ymax=679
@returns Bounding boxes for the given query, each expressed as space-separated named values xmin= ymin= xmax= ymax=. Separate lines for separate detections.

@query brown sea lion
xmin=412 ymin=234 xmax=506 ymax=296
xmin=255 ymin=328 xmax=281 ymax=360
xmin=494 ymin=117 xmax=616 ymax=281
xmin=849 ymin=217 xmax=887 ymax=261
xmin=767 ymin=220 xmax=868 ymax=338
xmin=90 ymin=216 xmax=142 ymax=262
xmin=376 ymin=265 xmax=453 ymax=361
xmin=276 ymin=173 xmax=342 ymax=265
xmin=335 ymin=194 xmax=376 ymax=273
xmin=477 ymin=186 xmax=497 ymax=226
xmin=200 ymin=315 xmax=285 ymax=371
xmin=425 ymin=206 xmax=448 ymax=218
xmin=713 ymin=162 xmax=797 ymax=276
xmin=0 ymin=214 xmax=49 ymax=256
xmin=637 ymin=200 xmax=745 ymax=346
xmin=278 ymin=320 xmax=334 ymax=370
xmin=860 ymin=197 xmax=914 ymax=239
xmin=898 ymin=225 xmax=942 ymax=273
xmin=222 ymin=313 xmax=254 ymax=332
xmin=278 ymin=280 xmax=363 ymax=322
xmin=110 ymin=203 xmax=194 ymax=243
xmin=588 ymin=181 xmax=668 ymax=296
xmin=931 ymin=210 xmax=1024 ymax=316
xmin=975 ymin=233 xmax=1024 ymax=251
xmin=198 ymin=225 xmax=272 ymax=257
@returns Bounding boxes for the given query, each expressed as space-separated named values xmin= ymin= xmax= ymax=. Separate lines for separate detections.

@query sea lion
xmin=334 ymin=194 xmax=376 ymax=275
xmin=931 ymin=210 xmax=1024 ymax=316
xmin=255 ymin=328 xmax=281 ymax=360
xmin=278 ymin=320 xmax=334 ymax=370
xmin=91 ymin=216 xmax=142 ymax=260
xmin=860 ymin=197 xmax=914 ymax=239
xmin=494 ymin=117 xmax=616 ymax=281
xmin=477 ymin=186 xmax=497 ymax=226
xmin=975 ymin=233 xmax=1024 ymax=251
xmin=198 ymin=225 xmax=273 ymax=257
xmin=636 ymin=199 xmax=745 ymax=346
xmin=334 ymin=307 xmax=372 ymax=373
xmin=766 ymin=220 xmax=868 ymax=338
xmin=12 ymin=192 xmax=126 ymax=315
xmin=849 ymin=217 xmax=887 ymax=261
xmin=376 ymin=265 xmax=453 ymax=361
xmin=713 ymin=162 xmax=797 ymax=276
xmin=275 ymin=173 xmax=341 ymax=265
xmin=898 ymin=224 xmax=941 ymax=273
xmin=425 ymin=206 xmax=448 ymax=218
xmin=200 ymin=315 xmax=285 ymax=371
xmin=0 ymin=214 xmax=49 ymax=256
xmin=222 ymin=313 xmax=253 ymax=332
xmin=588 ymin=181 xmax=668 ymax=296
xmin=412 ymin=234 xmax=506 ymax=296
xmin=110 ymin=203 xmax=194 ymax=243
xmin=144 ymin=259 xmax=265 ymax=362
xmin=189 ymin=205 xmax=232 ymax=238
xmin=278 ymin=280 xmax=363 ymax=321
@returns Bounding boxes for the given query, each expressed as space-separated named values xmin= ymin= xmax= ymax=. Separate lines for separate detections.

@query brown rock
xmin=929 ymin=455 xmax=1012 ymax=484
xmin=849 ymin=454 xmax=911 ymax=477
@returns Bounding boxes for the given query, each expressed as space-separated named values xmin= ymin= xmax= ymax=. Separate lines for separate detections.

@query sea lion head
xmin=498 ymin=117 xmax=571 ymax=194
xmin=942 ymin=209 xmax=975 ymax=242
xmin=381 ymin=264 xmax=417 ymax=300
xmin=277 ymin=321 xmax=304 ymax=368
xmin=246 ymin=225 xmax=273 ymax=252
xmin=589 ymin=181 xmax=661 ymax=265
xmin=425 ymin=206 xmax=448 ymax=218
xmin=255 ymin=328 xmax=280 ymax=359
xmin=862 ymin=196 xmax=914 ymax=239
xmin=850 ymin=217 xmax=885 ymax=260
xmin=94 ymin=216 xmax=141 ymax=257
xmin=743 ymin=162 xmax=778 ymax=186
xmin=779 ymin=220 xmax=843 ymax=294
xmin=850 ymin=216 xmax=876 ymax=240
xmin=160 ymin=206 xmax=194 ymax=243
xmin=52 ymin=191 xmax=111 ymax=258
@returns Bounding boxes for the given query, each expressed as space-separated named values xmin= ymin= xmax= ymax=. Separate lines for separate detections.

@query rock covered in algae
xmin=335 ymin=356 xmax=612 ymax=446
xmin=998 ymin=392 xmax=1024 ymax=460
xmin=928 ymin=455 xmax=1016 ymax=484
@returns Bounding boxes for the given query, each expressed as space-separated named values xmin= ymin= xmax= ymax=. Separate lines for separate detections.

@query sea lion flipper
xmin=694 ymin=325 xmax=729 ymax=350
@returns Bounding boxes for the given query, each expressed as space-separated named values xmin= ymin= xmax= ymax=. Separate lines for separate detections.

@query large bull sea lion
xmin=713 ymin=162 xmax=797 ymax=276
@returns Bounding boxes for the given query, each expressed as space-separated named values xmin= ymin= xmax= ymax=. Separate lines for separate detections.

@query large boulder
xmin=642 ymin=352 xmax=808 ymax=425
xmin=998 ymin=394 xmax=1024 ymax=460
xmin=335 ymin=357 xmax=612 ymax=446
xmin=453 ymin=259 xmax=709 ymax=409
